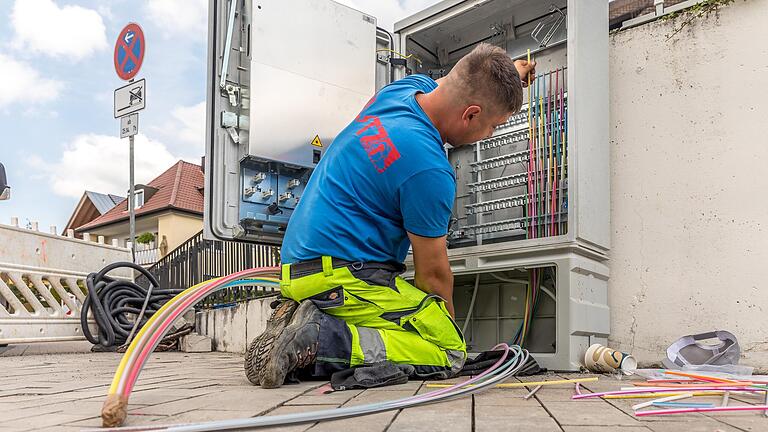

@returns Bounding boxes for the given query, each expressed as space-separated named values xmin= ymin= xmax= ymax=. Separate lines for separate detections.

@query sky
xmin=0 ymin=0 xmax=440 ymax=232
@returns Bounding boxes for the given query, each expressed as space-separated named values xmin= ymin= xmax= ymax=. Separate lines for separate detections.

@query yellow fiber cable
xmin=376 ymin=49 xmax=422 ymax=65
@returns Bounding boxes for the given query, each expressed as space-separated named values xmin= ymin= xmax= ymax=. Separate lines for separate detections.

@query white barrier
xmin=0 ymin=222 xmax=132 ymax=344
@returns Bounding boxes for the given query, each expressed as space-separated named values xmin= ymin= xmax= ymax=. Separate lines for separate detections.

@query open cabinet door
xmin=204 ymin=0 xmax=385 ymax=244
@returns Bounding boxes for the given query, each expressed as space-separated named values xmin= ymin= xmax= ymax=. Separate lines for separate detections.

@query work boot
xmin=260 ymin=300 xmax=322 ymax=389
xmin=244 ymin=298 xmax=299 ymax=385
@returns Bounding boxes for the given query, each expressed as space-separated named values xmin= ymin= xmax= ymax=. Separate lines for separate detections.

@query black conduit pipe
xmin=80 ymin=262 xmax=185 ymax=348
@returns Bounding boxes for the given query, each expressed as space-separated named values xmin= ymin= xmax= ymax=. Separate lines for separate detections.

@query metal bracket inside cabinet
xmin=221 ymin=111 xmax=249 ymax=130
xmin=531 ymin=5 xmax=566 ymax=48
xmin=226 ymin=127 xmax=241 ymax=144
xmin=225 ymin=84 xmax=240 ymax=107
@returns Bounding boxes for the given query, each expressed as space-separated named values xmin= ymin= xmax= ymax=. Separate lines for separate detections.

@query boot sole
xmin=244 ymin=299 xmax=299 ymax=385
xmin=261 ymin=301 xmax=320 ymax=389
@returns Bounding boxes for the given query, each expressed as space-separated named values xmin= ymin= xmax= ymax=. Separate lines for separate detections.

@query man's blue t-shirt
xmin=281 ymin=75 xmax=455 ymax=264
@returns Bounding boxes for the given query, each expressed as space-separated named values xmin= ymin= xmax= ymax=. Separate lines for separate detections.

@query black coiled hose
xmin=81 ymin=262 xmax=185 ymax=348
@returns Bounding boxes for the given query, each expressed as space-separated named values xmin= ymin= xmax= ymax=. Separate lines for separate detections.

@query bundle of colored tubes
xmin=98 ymin=266 xmax=533 ymax=430
xmin=101 ymin=267 xmax=282 ymax=427
xmin=571 ymin=369 xmax=768 ymax=417
xmin=524 ymin=53 xmax=567 ymax=240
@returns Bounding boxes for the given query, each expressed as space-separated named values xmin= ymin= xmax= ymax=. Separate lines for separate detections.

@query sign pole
xmin=113 ymin=22 xmax=145 ymax=264
xmin=129 ymin=134 xmax=136 ymax=263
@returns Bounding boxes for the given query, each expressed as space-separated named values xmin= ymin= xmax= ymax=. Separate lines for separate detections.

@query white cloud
xmin=0 ymin=53 xmax=63 ymax=109
xmin=145 ymin=0 xmax=207 ymax=38
xmin=11 ymin=0 xmax=108 ymax=61
xmin=147 ymin=101 xmax=206 ymax=158
xmin=29 ymin=133 xmax=181 ymax=199
xmin=170 ymin=101 xmax=206 ymax=147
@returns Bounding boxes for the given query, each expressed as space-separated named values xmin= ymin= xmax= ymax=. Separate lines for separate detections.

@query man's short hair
xmin=448 ymin=43 xmax=523 ymax=115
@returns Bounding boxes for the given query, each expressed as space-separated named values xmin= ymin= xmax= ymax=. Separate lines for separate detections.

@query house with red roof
xmin=74 ymin=160 xmax=204 ymax=265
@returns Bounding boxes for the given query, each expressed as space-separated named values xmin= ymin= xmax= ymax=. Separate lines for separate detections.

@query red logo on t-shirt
xmin=355 ymin=96 xmax=400 ymax=173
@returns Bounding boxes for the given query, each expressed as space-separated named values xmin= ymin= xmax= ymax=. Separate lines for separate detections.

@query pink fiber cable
xmin=547 ymin=71 xmax=553 ymax=237
xmin=124 ymin=267 xmax=277 ymax=394
xmin=528 ymin=99 xmax=537 ymax=238
xmin=636 ymin=405 xmax=768 ymax=417
xmin=551 ymin=69 xmax=559 ymax=236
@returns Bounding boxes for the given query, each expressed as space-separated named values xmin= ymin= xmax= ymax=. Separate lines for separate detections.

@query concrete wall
xmin=157 ymin=212 xmax=203 ymax=256
xmin=197 ymin=297 xmax=274 ymax=354
xmin=608 ymin=0 xmax=768 ymax=367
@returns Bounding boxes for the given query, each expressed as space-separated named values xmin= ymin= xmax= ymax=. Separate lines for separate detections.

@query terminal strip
xmin=477 ymin=130 xmax=531 ymax=151
xmin=465 ymin=193 xmax=528 ymax=214
xmin=469 ymin=172 xmax=528 ymax=193
xmin=463 ymin=212 xmax=568 ymax=235
xmin=497 ymin=109 xmax=530 ymax=129
xmin=464 ymin=217 xmax=527 ymax=235
xmin=470 ymin=150 xmax=529 ymax=172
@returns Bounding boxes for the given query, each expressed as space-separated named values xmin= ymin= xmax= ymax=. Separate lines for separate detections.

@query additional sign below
xmin=114 ymin=23 xmax=145 ymax=81
xmin=114 ymin=78 xmax=146 ymax=118
xmin=310 ymin=135 xmax=323 ymax=147
xmin=120 ymin=113 xmax=139 ymax=138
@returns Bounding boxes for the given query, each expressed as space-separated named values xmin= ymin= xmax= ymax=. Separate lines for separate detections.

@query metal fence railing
xmin=138 ymin=231 xmax=281 ymax=307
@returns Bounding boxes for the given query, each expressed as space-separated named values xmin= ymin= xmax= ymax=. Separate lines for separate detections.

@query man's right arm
xmin=398 ymin=168 xmax=457 ymax=317
xmin=513 ymin=59 xmax=537 ymax=87
xmin=408 ymin=232 xmax=455 ymax=318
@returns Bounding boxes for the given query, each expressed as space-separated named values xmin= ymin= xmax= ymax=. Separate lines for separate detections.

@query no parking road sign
xmin=114 ymin=23 xmax=145 ymax=81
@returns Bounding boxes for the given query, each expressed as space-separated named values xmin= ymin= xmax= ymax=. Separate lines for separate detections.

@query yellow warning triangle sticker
xmin=311 ymin=135 xmax=323 ymax=148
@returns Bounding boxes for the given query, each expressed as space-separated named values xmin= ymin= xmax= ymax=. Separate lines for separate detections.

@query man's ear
xmin=462 ymin=105 xmax=482 ymax=122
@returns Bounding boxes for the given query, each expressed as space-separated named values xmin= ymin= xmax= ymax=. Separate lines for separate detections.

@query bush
xmin=136 ymin=232 xmax=155 ymax=245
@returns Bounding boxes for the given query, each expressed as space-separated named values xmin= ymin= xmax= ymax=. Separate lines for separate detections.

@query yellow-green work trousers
xmin=280 ymin=256 xmax=467 ymax=378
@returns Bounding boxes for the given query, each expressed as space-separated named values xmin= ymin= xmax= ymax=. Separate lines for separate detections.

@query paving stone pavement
xmin=0 ymin=352 xmax=765 ymax=431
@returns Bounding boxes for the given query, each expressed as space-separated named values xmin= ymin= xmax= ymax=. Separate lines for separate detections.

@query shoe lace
xmin=295 ymin=342 xmax=319 ymax=368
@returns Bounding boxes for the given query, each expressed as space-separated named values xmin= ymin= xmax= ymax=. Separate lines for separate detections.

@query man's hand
xmin=407 ymin=232 xmax=456 ymax=318
xmin=514 ymin=59 xmax=537 ymax=88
